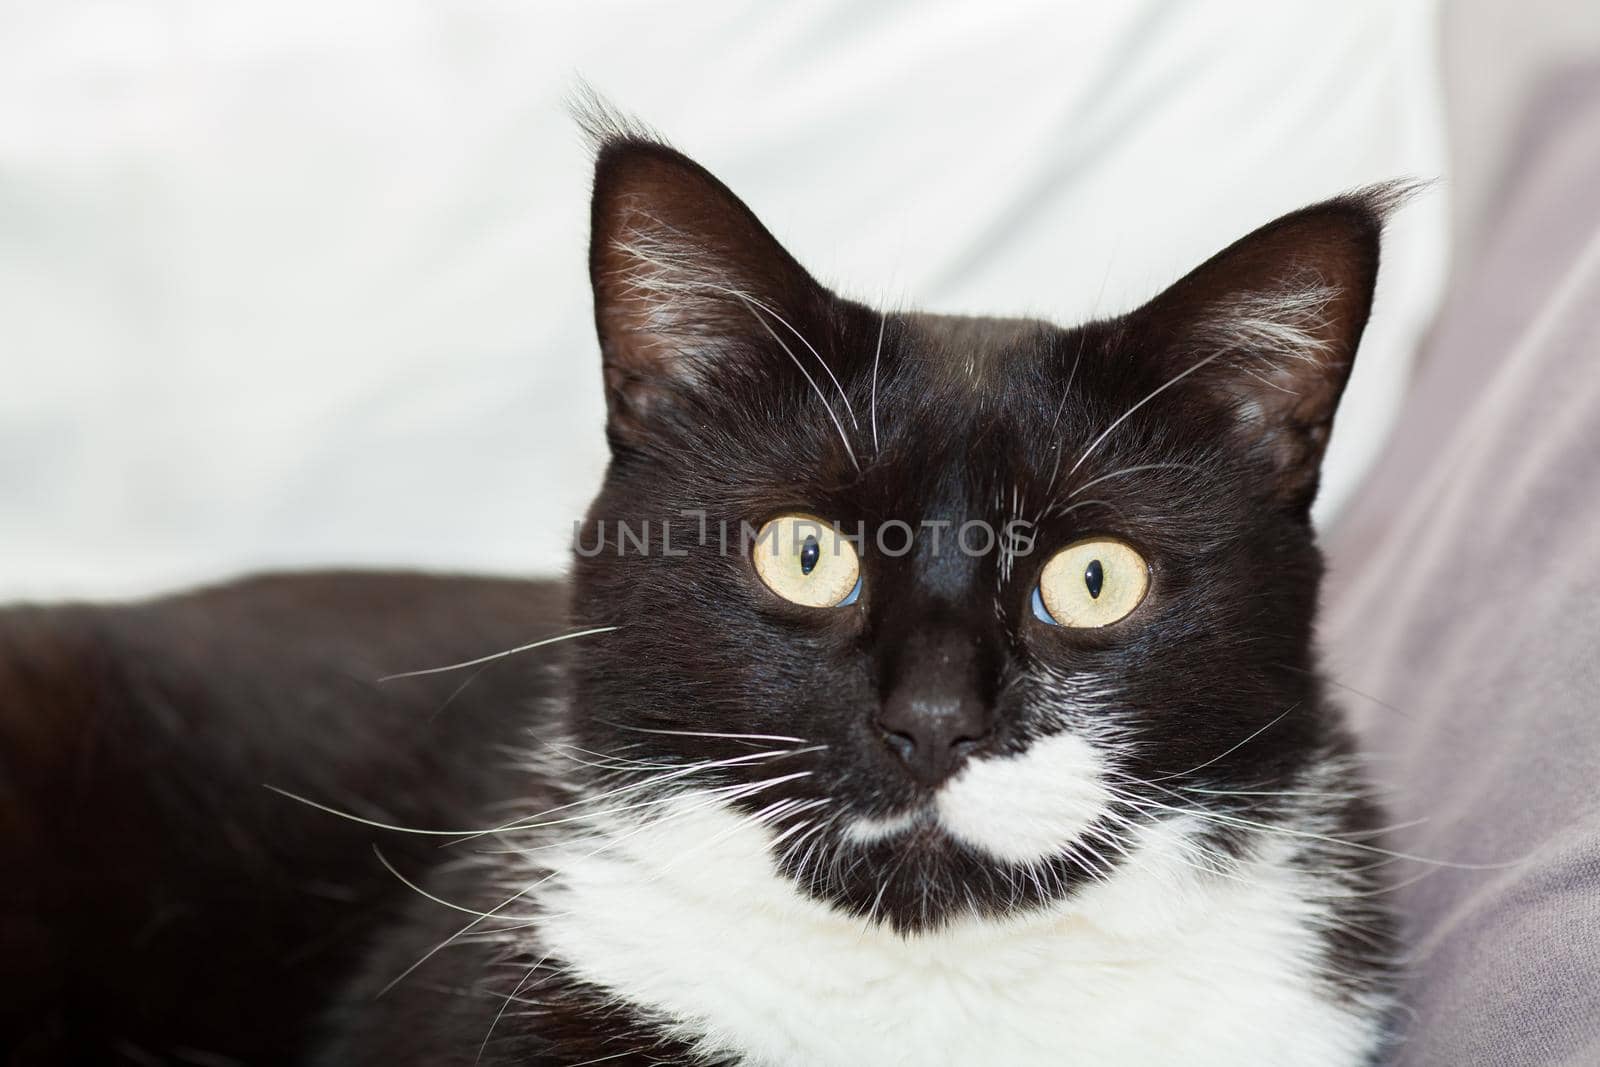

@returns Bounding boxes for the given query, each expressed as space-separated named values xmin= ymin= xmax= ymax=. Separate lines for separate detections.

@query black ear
xmin=1130 ymin=184 xmax=1413 ymax=514
xmin=586 ymin=125 xmax=825 ymax=449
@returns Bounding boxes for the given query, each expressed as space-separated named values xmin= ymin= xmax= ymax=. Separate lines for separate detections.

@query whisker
xmin=1043 ymin=332 xmax=1090 ymax=497
xmin=477 ymin=957 xmax=549 ymax=1064
xmin=428 ymin=662 xmax=494 ymax=720
xmin=1064 ymin=462 xmax=1207 ymax=501
xmin=1063 ymin=349 xmax=1229 ymax=482
xmin=377 ymin=626 xmax=618 ymax=682
xmin=1044 ymin=497 xmax=1127 ymax=523
xmin=379 ymin=775 xmax=802 ymax=996
xmin=870 ymin=313 xmax=887 ymax=454
xmin=494 ymin=763 xmax=822 ymax=838
xmin=372 ymin=845 xmax=524 ymax=922
xmin=754 ymin=298 xmax=859 ymax=431
xmin=536 ymin=743 xmax=676 ymax=773
xmin=1106 ymin=779 xmax=1529 ymax=871
xmin=1179 ymin=785 xmax=1384 ymax=801
xmin=464 ymin=746 xmax=827 ymax=842
xmin=768 ymin=811 xmax=826 ymax=852
xmin=264 ymin=786 xmax=498 ymax=837
xmin=267 ymin=746 xmax=817 ymax=840
xmin=735 ymin=295 xmax=861 ymax=472
xmin=597 ymin=724 xmax=811 ymax=745
xmin=377 ymin=882 xmax=545 ymax=997
xmin=1143 ymin=703 xmax=1300 ymax=783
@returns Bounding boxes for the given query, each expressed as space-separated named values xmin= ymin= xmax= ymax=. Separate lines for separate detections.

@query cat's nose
xmin=875 ymin=692 xmax=990 ymax=787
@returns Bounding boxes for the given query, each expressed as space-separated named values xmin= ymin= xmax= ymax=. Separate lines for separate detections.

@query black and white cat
xmin=311 ymin=120 xmax=1406 ymax=1065
xmin=0 ymin=116 xmax=1406 ymax=1064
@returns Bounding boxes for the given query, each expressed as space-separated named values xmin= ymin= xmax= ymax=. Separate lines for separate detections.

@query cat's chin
xmin=782 ymin=807 xmax=1117 ymax=935
xmin=757 ymin=732 xmax=1124 ymax=931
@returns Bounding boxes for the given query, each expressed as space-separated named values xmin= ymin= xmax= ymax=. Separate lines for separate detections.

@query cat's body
xmin=4 ymin=119 xmax=1408 ymax=1065
xmin=0 ymin=573 xmax=564 ymax=1063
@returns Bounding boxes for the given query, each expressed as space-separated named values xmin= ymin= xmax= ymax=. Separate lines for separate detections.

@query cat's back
xmin=0 ymin=571 xmax=568 ymax=1064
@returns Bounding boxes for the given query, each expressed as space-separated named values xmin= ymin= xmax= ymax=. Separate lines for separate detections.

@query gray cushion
xmin=1323 ymin=63 xmax=1600 ymax=1067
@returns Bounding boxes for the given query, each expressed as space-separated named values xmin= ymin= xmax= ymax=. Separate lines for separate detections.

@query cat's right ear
xmin=586 ymin=129 xmax=825 ymax=449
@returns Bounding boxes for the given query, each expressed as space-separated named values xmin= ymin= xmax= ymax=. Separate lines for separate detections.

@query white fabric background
xmin=0 ymin=1 xmax=1448 ymax=600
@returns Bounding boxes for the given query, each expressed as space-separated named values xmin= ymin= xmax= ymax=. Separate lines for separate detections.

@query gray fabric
xmin=1323 ymin=65 xmax=1600 ymax=1067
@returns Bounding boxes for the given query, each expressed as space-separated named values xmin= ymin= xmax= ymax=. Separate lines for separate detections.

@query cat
xmin=0 ymin=119 xmax=1406 ymax=1065
xmin=313 ymin=116 xmax=1407 ymax=1065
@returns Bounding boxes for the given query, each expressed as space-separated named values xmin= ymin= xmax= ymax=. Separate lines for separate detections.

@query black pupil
xmin=800 ymin=536 xmax=820 ymax=575
xmin=1084 ymin=558 xmax=1104 ymax=599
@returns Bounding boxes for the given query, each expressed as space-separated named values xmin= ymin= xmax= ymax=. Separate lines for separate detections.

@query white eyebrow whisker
xmin=870 ymin=313 xmax=886 ymax=455
xmin=736 ymin=294 xmax=862 ymax=473
xmin=1063 ymin=349 xmax=1228 ymax=483
xmin=755 ymin=296 xmax=859 ymax=432
xmin=1063 ymin=462 xmax=1208 ymax=501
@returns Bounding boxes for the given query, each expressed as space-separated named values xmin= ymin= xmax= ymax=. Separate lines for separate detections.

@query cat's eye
xmin=751 ymin=514 xmax=862 ymax=609
xmin=1032 ymin=537 xmax=1149 ymax=628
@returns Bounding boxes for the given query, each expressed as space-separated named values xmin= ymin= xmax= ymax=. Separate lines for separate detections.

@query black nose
xmin=875 ymin=692 xmax=990 ymax=787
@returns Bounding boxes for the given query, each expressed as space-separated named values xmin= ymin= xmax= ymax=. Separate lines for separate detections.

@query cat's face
xmin=567 ymin=131 xmax=1394 ymax=931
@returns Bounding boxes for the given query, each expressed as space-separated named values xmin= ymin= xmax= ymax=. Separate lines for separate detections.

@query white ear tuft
xmin=588 ymin=138 xmax=824 ymax=447
xmin=1130 ymin=185 xmax=1416 ymax=511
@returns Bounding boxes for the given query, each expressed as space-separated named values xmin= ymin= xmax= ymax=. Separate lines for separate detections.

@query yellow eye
xmin=751 ymin=514 xmax=862 ymax=608
xmin=1034 ymin=537 xmax=1149 ymax=628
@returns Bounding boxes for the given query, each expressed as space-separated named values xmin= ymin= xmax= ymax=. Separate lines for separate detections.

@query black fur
xmin=0 ymin=574 xmax=568 ymax=1063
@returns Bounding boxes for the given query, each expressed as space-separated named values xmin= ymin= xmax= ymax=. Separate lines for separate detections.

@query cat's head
xmin=565 ymin=122 xmax=1400 ymax=932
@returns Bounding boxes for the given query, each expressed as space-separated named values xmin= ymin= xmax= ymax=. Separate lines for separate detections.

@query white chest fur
xmin=532 ymin=798 xmax=1381 ymax=1067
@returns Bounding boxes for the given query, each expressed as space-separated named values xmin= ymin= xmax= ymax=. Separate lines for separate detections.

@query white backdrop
xmin=0 ymin=1 xmax=1448 ymax=601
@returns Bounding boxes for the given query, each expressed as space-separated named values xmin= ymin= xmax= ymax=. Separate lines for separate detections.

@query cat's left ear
xmin=1129 ymin=184 xmax=1413 ymax=514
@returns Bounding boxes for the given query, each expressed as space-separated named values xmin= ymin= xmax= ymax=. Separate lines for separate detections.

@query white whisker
xmin=377 ymin=626 xmax=617 ymax=682
xmin=1063 ymin=349 xmax=1229 ymax=483
xmin=870 ymin=314 xmax=886 ymax=454
xmin=600 ymin=726 xmax=810 ymax=745
xmin=1064 ymin=462 xmax=1206 ymax=501
xmin=1144 ymin=703 xmax=1300 ymax=784
xmin=477 ymin=957 xmax=549 ymax=1064
xmin=737 ymin=295 xmax=861 ymax=472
